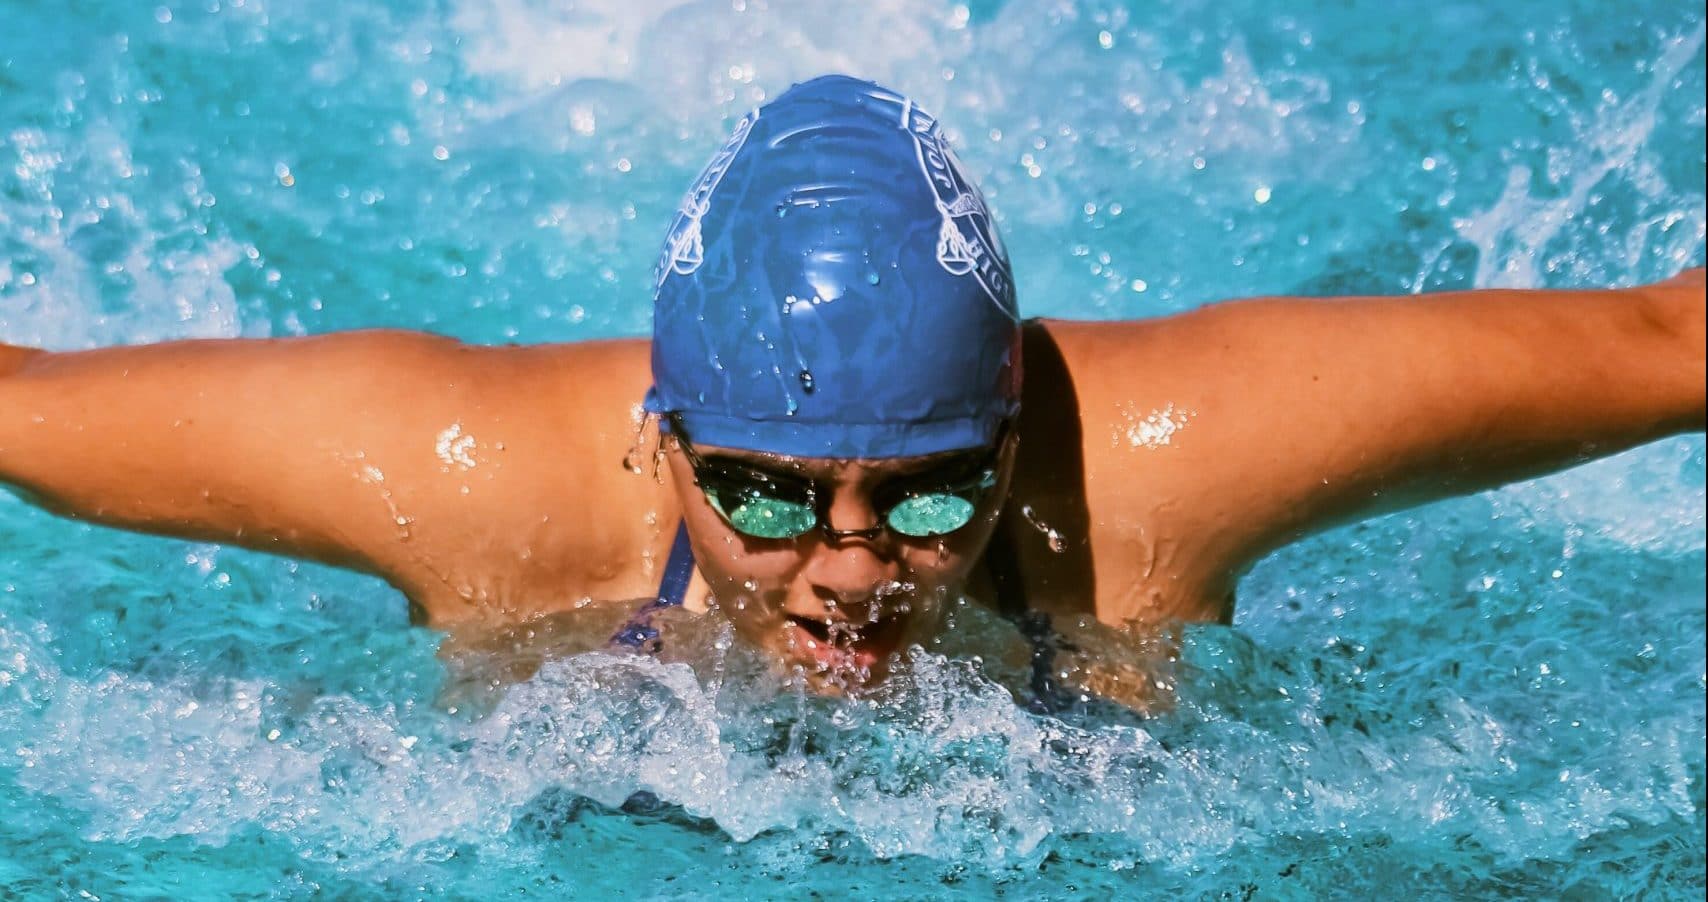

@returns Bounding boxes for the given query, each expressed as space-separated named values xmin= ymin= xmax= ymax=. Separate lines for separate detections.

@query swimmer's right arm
xmin=0 ymin=331 xmax=672 ymax=621
xmin=0 ymin=332 xmax=457 ymax=576
xmin=0 ymin=330 xmax=669 ymax=620
xmin=0 ymin=345 xmax=44 ymax=377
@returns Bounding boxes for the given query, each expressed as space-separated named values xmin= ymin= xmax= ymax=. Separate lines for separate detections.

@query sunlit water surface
xmin=2 ymin=0 xmax=1705 ymax=898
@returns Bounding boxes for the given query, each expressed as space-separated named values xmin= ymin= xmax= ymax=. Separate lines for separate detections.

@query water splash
xmin=1020 ymin=504 xmax=1068 ymax=553
xmin=0 ymin=0 xmax=1702 ymax=896
xmin=1116 ymin=402 xmax=1194 ymax=450
xmin=1452 ymin=23 xmax=1707 ymax=288
xmin=0 ymin=126 xmax=252 ymax=348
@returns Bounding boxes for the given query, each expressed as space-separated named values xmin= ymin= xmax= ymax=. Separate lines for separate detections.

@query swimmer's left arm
xmin=1065 ymin=267 xmax=1705 ymax=622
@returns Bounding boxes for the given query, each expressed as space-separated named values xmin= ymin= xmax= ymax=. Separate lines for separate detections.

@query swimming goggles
xmin=669 ymin=416 xmax=1007 ymax=541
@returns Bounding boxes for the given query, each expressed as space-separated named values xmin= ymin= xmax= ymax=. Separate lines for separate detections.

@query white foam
xmin=1486 ymin=437 xmax=1707 ymax=555
xmin=450 ymin=0 xmax=965 ymax=113
xmin=0 ymin=125 xmax=253 ymax=350
xmin=7 ymin=605 xmax=1695 ymax=873
xmin=1453 ymin=23 xmax=1708 ymax=288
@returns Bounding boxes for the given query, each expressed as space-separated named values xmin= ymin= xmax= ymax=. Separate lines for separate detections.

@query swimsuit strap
xmin=1013 ymin=608 xmax=1073 ymax=714
xmin=608 ymin=522 xmax=696 ymax=651
xmin=656 ymin=522 xmax=696 ymax=608
xmin=983 ymin=524 xmax=1076 ymax=712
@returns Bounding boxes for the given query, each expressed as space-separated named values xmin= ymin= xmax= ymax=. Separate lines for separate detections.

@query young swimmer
xmin=0 ymin=76 xmax=1703 ymax=697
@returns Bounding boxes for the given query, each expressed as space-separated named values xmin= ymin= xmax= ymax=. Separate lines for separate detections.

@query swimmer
xmin=1 ymin=76 xmax=1703 ymax=697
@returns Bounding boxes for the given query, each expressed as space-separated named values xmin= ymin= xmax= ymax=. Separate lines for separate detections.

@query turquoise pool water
xmin=2 ymin=0 xmax=1704 ymax=898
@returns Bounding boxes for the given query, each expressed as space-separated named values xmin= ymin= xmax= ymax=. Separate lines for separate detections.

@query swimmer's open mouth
xmin=784 ymin=612 xmax=908 ymax=672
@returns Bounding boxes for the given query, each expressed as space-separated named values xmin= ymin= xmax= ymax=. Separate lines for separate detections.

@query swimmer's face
xmin=665 ymin=435 xmax=1015 ymax=692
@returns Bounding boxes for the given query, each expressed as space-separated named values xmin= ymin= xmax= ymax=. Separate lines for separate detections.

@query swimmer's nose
xmin=816 ymin=480 xmax=886 ymax=543
xmin=799 ymin=542 xmax=902 ymax=620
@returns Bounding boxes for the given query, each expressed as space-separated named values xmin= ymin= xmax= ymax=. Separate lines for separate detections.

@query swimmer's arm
xmin=0 ymin=332 xmax=462 ymax=577
xmin=1075 ymin=267 xmax=1704 ymax=617
xmin=0 ymin=345 xmax=43 ymax=376
xmin=0 ymin=332 xmax=625 ymax=601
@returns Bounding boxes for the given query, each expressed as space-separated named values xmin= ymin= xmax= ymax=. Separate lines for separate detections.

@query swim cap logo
xmin=897 ymin=98 xmax=1016 ymax=320
xmin=656 ymin=109 xmax=758 ymax=292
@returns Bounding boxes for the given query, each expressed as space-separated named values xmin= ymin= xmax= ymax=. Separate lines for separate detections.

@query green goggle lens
xmin=678 ymin=418 xmax=1001 ymax=541
xmin=710 ymin=492 xmax=818 ymax=539
xmin=709 ymin=488 xmax=978 ymax=539
xmin=883 ymin=493 xmax=977 ymax=537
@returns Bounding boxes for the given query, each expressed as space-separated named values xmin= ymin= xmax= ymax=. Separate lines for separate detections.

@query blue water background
xmin=1 ymin=0 xmax=1704 ymax=898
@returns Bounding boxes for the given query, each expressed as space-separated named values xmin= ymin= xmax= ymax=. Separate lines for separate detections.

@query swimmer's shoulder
xmin=285 ymin=330 xmax=654 ymax=430
xmin=402 ymin=333 xmax=651 ymax=388
xmin=1018 ymin=317 xmax=1191 ymax=404
xmin=319 ymin=333 xmax=672 ymax=627
xmin=392 ymin=334 xmax=653 ymax=433
xmin=521 ymin=335 xmax=651 ymax=374
xmin=1008 ymin=315 xmax=1251 ymax=628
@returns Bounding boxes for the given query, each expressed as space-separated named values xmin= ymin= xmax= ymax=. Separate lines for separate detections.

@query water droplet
xmin=798 ymin=370 xmax=815 ymax=393
xmin=1021 ymin=504 xmax=1069 ymax=553
xmin=866 ymin=271 xmax=881 ymax=285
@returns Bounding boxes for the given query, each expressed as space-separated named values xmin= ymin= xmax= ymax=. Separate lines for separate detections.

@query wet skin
xmin=0 ymin=271 xmax=1702 ymax=694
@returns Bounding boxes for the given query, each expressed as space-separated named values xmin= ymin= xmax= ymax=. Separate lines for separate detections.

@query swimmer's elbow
xmin=1631 ymin=270 xmax=1707 ymax=430
xmin=1633 ymin=267 xmax=1704 ymax=347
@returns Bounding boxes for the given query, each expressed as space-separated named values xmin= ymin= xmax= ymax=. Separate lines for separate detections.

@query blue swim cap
xmin=646 ymin=74 xmax=1020 ymax=459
